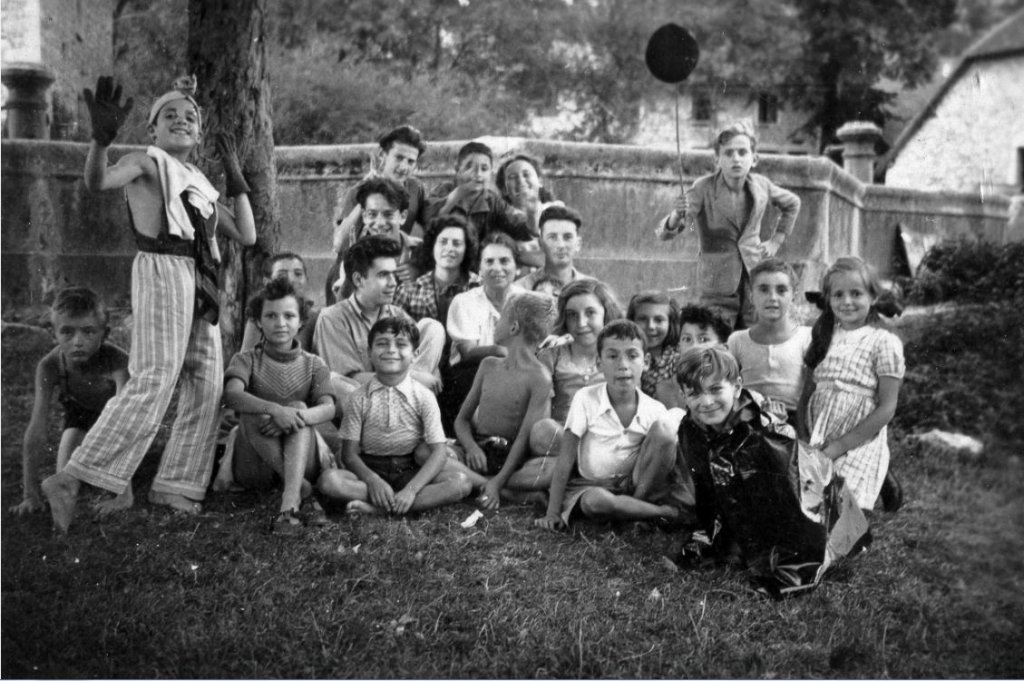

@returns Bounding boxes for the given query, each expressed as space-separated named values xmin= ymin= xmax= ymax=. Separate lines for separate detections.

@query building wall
xmin=633 ymin=91 xmax=818 ymax=155
xmin=887 ymin=55 xmax=1024 ymax=195
xmin=2 ymin=138 xmax=1013 ymax=312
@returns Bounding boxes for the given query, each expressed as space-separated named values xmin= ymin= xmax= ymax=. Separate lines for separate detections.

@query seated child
xmin=10 ymin=287 xmax=130 ymax=516
xmin=530 ymin=272 xmax=564 ymax=300
xmin=426 ymin=141 xmax=534 ymax=258
xmin=318 ymin=317 xmax=471 ymax=515
xmin=241 ymin=252 xmax=320 ymax=352
xmin=222 ymin=279 xmax=337 ymax=533
xmin=535 ymin=320 xmax=682 ymax=531
xmin=726 ymin=258 xmax=810 ymax=425
xmin=678 ymin=303 xmax=733 ymax=352
xmin=628 ymin=290 xmax=684 ymax=409
xmin=450 ymin=291 xmax=557 ymax=510
xmin=529 ymin=279 xmax=622 ymax=454
xmin=675 ymin=345 xmax=868 ymax=593
xmin=327 ymin=177 xmax=422 ymax=303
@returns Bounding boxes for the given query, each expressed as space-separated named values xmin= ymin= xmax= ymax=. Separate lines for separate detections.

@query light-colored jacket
xmin=656 ymin=170 xmax=801 ymax=294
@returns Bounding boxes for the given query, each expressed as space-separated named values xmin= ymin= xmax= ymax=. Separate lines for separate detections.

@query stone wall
xmin=1 ymin=138 xmax=1015 ymax=311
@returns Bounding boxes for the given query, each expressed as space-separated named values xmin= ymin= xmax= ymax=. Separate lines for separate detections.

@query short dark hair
xmin=416 ymin=214 xmax=478 ymax=280
xmin=355 ymin=176 xmax=409 ymax=212
xmin=247 ymin=277 xmax=306 ymax=323
xmin=478 ymin=231 xmax=518 ymax=264
xmin=264 ymin=251 xmax=306 ymax=278
xmin=539 ymin=204 xmax=582 ymax=234
xmin=457 ymin=141 xmax=493 ymax=167
xmin=676 ymin=345 xmax=740 ymax=394
xmin=378 ymin=125 xmax=426 ymax=157
xmin=597 ymin=319 xmax=645 ymax=355
xmin=714 ymin=120 xmax=758 ymax=154
xmin=678 ymin=304 xmax=732 ymax=344
xmin=344 ymin=234 xmax=403 ymax=281
xmin=368 ymin=316 xmax=420 ymax=351
xmin=51 ymin=286 xmax=107 ymax=325
xmin=627 ymin=290 xmax=681 ymax=348
xmin=749 ymin=257 xmax=798 ymax=289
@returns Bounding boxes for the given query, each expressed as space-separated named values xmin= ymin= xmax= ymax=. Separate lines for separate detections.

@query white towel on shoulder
xmin=147 ymin=145 xmax=221 ymax=261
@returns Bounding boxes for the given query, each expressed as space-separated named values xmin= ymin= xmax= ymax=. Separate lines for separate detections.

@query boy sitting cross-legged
xmin=317 ymin=317 xmax=472 ymax=515
xmin=449 ymin=291 xmax=558 ymax=510
xmin=535 ymin=319 xmax=683 ymax=531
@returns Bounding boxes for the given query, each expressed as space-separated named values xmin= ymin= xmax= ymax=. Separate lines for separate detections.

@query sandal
xmin=272 ymin=509 xmax=303 ymax=535
xmin=299 ymin=497 xmax=329 ymax=527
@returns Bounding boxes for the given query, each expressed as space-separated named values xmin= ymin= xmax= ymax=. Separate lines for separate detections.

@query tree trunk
xmin=187 ymin=0 xmax=279 ymax=356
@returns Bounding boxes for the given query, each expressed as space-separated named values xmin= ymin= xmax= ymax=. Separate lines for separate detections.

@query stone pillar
xmin=836 ymin=121 xmax=883 ymax=184
xmin=2 ymin=62 xmax=56 ymax=139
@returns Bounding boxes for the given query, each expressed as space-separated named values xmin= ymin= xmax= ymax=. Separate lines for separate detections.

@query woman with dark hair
xmin=394 ymin=214 xmax=481 ymax=326
xmin=496 ymin=152 xmax=561 ymax=270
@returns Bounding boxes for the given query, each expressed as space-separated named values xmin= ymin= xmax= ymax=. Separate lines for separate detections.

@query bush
xmin=907 ymin=239 xmax=1024 ymax=305
xmin=895 ymin=302 xmax=1024 ymax=458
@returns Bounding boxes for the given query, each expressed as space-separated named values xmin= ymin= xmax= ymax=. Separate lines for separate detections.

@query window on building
xmin=693 ymin=93 xmax=712 ymax=122
xmin=758 ymin=92 xmax=779 ymax=124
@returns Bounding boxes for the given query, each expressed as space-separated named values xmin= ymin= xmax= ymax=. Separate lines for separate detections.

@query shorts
xmin=560 ymin=475 xmax=634 ymax=526
xmin=476 ymin=435 xmax=511 ymax=476
xmin=61 ymin=399 xmax=102 ymax=432
xmin=362 ymin=453 xmax=420 ymax=490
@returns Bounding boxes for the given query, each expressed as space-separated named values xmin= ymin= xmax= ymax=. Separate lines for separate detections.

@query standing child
xmin=801 ymin=257 xmax=904 ymax=511
xmin=727 ymin=258 xmax=811 ymax=425
xmin=628 ymin=291 xmax=684 ymax=409
xmin=655 ymin=120 xmax=801 ymax=329
xmin=42 ymin=75 xmax=256 ymax=532
xmin=535 ymin=320 xmax=681 ymax=531
xmin=317 ymin=317 xmax=471 ymax=515
xmin=450 ymin=292 xmax=557 ymax=509
xmin=9 ymin=288 xmax=130 ymax=517
xmin=222 ymin=279 xmax=336 ymax=533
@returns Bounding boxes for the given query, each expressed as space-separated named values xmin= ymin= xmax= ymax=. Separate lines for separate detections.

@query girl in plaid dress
xmin=802 ymin=257 xmax=904 ymax=511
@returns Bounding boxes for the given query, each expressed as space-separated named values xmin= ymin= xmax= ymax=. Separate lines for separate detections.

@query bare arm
xmin=333 ymin=205 xmax=362 ymax=254
xmin=222 ymin=377 xmax=305 ymax=432
xmin=821 ymin=376 xmax=901 ymax=460
xmin=341 ymin=438 xmax=395 ymax=512
xmin=453 ymin=363 xmax=488 ymax=473
xmin=393 ymin=442 xmax=448 ymax=514
xmin=453 ymin=340 xmax=508 ymax=364
xmin=298 ymin=394 xmax=336 ymax=427
xmin=535 ymin=430 xmax=580 ymax=530
xmin=11 ymin=359 xmax=57 ymax=513
xmin=84 ymin=147 xmax=150 ymax=192
xmin=215 ymin=196 xmax=257 ymax=246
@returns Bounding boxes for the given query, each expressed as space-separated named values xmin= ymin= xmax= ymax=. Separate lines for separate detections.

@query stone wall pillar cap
xmin=836 ymin=121 xmax=883 ymax=142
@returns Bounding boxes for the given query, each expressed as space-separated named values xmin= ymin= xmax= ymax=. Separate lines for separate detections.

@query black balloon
xmin=645 ymin=23 xmax=700 ymax=84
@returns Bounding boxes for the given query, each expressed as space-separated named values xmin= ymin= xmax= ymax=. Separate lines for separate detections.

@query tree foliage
xmin=110 ymin=0 xmax=1019 ymax=148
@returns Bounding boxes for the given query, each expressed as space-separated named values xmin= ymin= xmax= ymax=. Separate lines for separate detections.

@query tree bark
xmin=187 ymin=0 xmax=279 ymax=356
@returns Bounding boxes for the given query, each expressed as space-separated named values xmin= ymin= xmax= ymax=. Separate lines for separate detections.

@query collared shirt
xmin=564 ymin=382 xmax=667 ymax=480
xmin=339 ymin=374 xmax=446 ymax=458
xmin=446 ymin=284 xmax=525 ymax=366
xmin=514 ymin=267 xmax=594 ymax=290
xmin=394 ymin=271 xmax=481 ymax=323
xmin=313 ymin=296 xmax=413 ymax=378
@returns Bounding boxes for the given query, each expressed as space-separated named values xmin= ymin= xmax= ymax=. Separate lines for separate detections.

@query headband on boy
xmin=148 ymin=74 xmax=202 ymax=127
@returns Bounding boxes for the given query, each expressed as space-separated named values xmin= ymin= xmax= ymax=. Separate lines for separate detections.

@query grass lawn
xmin=2 ymin=309 xmax=1023 ymax=679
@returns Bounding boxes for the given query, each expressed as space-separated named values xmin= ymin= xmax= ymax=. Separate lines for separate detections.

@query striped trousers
xmin=63 ymin=252 xmax=222 ymax=499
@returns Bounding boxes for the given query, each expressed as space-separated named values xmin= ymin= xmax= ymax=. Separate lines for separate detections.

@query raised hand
xmin=83 ymin=76 xmax=134 ymax=147
xmin=214 ymin=132 xmax=251 ymax=197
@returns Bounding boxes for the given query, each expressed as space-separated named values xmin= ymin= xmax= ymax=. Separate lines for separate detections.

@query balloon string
xmin=675 ymin=87 xmax=685 ymax=192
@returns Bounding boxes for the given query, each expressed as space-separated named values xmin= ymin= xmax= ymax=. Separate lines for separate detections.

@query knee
xmin=317 ymin=469 xmax=345 ymax=497
xmin=451 ymin=471 xmax=473 ymax=498
xmin=529 ymin=419 xmax=562 ymax=456
xmin=578 ymin=489 xmax=612 ymax=516
xmin=646 ymin=416 xmax=679 ymax=450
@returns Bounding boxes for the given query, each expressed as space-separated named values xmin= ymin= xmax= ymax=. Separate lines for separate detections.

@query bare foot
xmin=41 ymin=471 xmax=80 ymax=533
xmin=147 ymin=490 xmax=202 ymax=515
xmin=345 ymin=500 xmax=383 ymax=515
xmin=94 ymin=487 xmax=134 ymax=518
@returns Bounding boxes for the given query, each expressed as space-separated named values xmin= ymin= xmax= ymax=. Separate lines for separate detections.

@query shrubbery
xmin=906 ymin=238 xmax=1024 ymax=305
xmin=895 ymin=239 xmax=1024 ymax=458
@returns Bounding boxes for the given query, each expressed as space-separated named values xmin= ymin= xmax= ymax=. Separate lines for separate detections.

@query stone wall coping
xmin=865 ymin=183 xmax=1011 ymax=217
